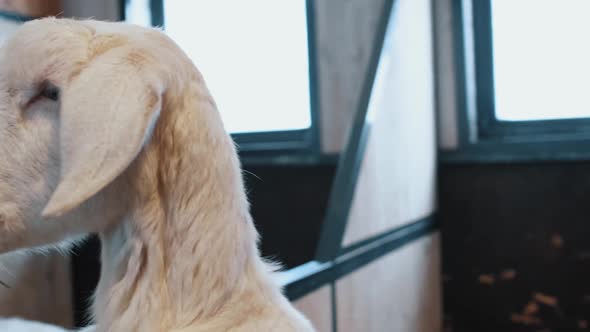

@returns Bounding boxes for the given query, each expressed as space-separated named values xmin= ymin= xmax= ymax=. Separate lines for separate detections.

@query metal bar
xmin=287 ymin=215 xmax=437 ymax=301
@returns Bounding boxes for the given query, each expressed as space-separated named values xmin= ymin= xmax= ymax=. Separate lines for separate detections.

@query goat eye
xmin=40 ymin=83 xmax=59 ymax=101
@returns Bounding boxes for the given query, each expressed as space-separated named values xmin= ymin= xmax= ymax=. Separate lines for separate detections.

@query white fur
xmin=0 ymin=318 xmax=73 ymax=331
xmin=0 ymin=18 xmax=314 ymax=332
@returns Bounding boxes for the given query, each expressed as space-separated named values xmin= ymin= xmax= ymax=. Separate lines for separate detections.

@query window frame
xmin=472 ymin=0 xmax=590 ymax=143
xmin=120 ymin=0 xmax=322 ymax=156
xmin=0 ymin=11 xmax=34 ymax=22
xmin=440 ymin=0 xmax=590 ymax=163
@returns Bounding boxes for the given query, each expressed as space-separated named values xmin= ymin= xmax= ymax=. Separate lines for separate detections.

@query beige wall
xmin=337 ymin=233 xmax=442 ymax=332
xmin=293 ymin=285 xmax=333 ymax=332
xmin=0 ymin=252 xmax=73 ymax=328
xmin=434 ymin=0 xmax=477 ymax=150
xmin=342 ymin=0 xmax=437 ymax=246
xmin=293 ymin=234 xmax=442 ymax=332
xmin=300 ymin=0 xmax=442 ymax=330
xmin=434 ymin=0 xmax=460 ymax=150
xmin=314 ymin=0 xmax=387 ymax=153
xmin=318 ymin=0 xmax=458 ymax=155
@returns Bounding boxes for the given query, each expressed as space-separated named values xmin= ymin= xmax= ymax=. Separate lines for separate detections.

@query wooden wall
xmin=314 ymin=0 xmax=387 ymax=153
xmin=440 ymin=162 xmax=590 ymax=331
xmin=292 ymin=233 xmax=441 ymax=332
xmin=245 ymin=165 xmax=336 ymax=269
xmin=294 ymin=0 xmax=442 ymax=330
xmin=338 ymin=234 xmax=441 ymax=332
xmin=433 ymin=0 xmax=460 ymax=150
xmin=294 ymin=285 xmax=333 ymax=332
xmin=0 ymin=252 xmax=73 ymax=328
xmin=342 ymin=0 xmax=437 ymax=247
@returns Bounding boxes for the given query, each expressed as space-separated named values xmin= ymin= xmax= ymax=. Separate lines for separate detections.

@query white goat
xmin=0 ymin=18 xmax=314 ymax=332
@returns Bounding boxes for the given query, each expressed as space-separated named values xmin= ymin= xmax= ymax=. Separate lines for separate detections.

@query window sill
xmin=239 ymin=152 xmax=339 ymax=167
xmin=440 ymin=139 xmax=590 ymax=164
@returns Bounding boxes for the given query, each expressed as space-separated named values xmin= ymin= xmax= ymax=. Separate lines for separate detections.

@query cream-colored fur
xmin=0 ymin=18 xmax=314 ymax=332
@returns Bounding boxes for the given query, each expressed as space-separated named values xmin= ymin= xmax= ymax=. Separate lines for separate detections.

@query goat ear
xmin=42 ymin=50 xmax=163 ymax=218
